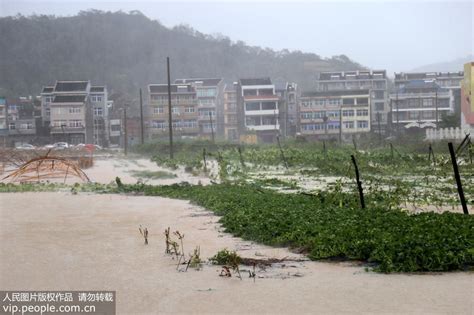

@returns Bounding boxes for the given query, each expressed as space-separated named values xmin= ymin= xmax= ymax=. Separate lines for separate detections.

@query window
xmin=198 ymin=109 xmax=215 ymax=117
xmin=91 ymin=95 xmax=103 ymax=102
xmin=111 ymin=124 xmax=121 ymax=132
xmin=94 ymin=107 xmax=103 ymax=116
xmin=327 ymin=111 xmax=339 ymax=118
xmin=313 ymin=111 xmax=325 ymax=118
xmin=300 ymin=112 xmax=312 ymax=119
xmin=197 ymin=88 xmax=216 ymax=97
xmin=342 ymin=110 xmax=354 ymax=117
xmin=343 ymin=98 xmax=355 ymax=105
xmin=422 ymin=111 xmax=435 ymax=119
xmin=422 ymin=99 xmax=433 ymax=107
xmin=374 ymin=91 xmax=385 ymax=99
xmin=245 ymin=116 xmax=260 ymax=126
xmin=45 ymin=108 xmax=50 ymax=116
xmin=44 ymin=96 xmax=53 ymax=103
xmin=8 ymin=122 xmax=15 ymax=130
xmin=172 ymin=107 xmax=180 ymax=114
xmin=375 ymin=103 xmax=384 ymax=111
xmin=53 ymin=120 xmax=67 ymax=128
xmin=357 ymin=120 xmax=369 ymax=129
xmin=19 ymin=123 xmax=33 ymax=130
xmin=328 ymin=98 xmax=341 ymax=105
xmin=261 ymin=102 xmax=277 ymax=110
xmin=151 ymin=95 xmax=163 ymax=101
xmin=356 ymin=109 xmax=369 ymax=116
xmin=356 ymin=98 xmax=369 ymax=105
xmin=69 ymin=107 xmax=81 ymax=114
xmin=262 ymin=116 xmax=276 ymax=125
xmin=183 ymin=119 xmax=197 ymax=128
xmin=185 ymin=106 xmax=195 ymax=113
xmin=69 ymin=120 xmax=82 ymax=128
xmin=343 ymin=121 xmax=354 ymax=129
xmin=327 ymin=122 xmax=340 ymax=129
xmin=202 ymin=122 xmax=213 ymax=130
xmin=245 ymin=102 xmax=260 ymax=111
xmin=151 ymin=120 xmax=166 ymax=129
xmin=154 ymin=107 xmax=164 ymax=114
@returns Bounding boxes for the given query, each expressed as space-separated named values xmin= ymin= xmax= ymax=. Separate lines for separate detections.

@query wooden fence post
xmin=448 ymin=142 xmax=469 ymax=215
xmin=351 ymin=154 xmax=365 ymax=209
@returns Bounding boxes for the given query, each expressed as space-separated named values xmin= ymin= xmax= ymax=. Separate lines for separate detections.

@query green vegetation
xmin=209 ymin=249 xmax=242 ymax=266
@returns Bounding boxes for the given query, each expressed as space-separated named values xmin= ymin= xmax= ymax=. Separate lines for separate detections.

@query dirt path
xmin=0 ymin=192 xmax=472 ymax=314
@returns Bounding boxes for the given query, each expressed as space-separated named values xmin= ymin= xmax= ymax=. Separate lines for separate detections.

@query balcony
xmin=246 ymin=124 xmax=280 ymax=131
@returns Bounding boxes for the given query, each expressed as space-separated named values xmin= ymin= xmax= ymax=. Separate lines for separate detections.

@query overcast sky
xmin=1 ymin=0 xmax=472 ymax=73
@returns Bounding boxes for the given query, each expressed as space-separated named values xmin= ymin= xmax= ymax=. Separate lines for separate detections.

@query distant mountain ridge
xmin=410 ymin=55 xmax=472 ymax=73
xmin=0 ymin=10 xmax=364 ymax=98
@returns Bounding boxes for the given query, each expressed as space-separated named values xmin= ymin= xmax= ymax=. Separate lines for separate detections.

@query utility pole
xmin=123 ymin=107 xmax=127 ymax=156
xmin=339 ymin=108 xmax=342 ymax=145
xmin=167 ymin=57 xmax=173 ymax=159
xmin=209 ymin=111 xmax=215 ymax=144
xmin=139 ymin=88 xmax=144 ymax=144
xmin=435 ymin=89 xmax=439 ymax=129
xmin=377 ymin=112 xmax=382 ymax=145
xmin=396 ymin=92 xmax=399 ymax=136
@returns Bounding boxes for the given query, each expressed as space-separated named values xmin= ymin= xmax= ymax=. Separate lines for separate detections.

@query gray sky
xmin=1 ymin=0 xmax=472 ymax=73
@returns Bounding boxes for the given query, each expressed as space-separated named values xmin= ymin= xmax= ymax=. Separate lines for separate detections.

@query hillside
xmin=0 ymin=10 xmax=364 ymax=98
xmin=410 ymin=55 xmax=472 ymax=73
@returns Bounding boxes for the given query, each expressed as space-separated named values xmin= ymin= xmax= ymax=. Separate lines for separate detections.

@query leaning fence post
xmin=202 ymin=148 xmax=207 ymax=172
xmin=276 ymin=135 xmax=289 ymax=169
xmin=351 ymin=154 xmax=365 ymax=209
xmin=238 ymin=146 xmax=245 ymax=168
xmin=448 ymin=142 xmax=469 ymax=215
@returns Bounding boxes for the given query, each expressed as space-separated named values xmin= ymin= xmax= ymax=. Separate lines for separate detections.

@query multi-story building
xmin=0 ymin=97 xmax=7 ymax=146
xmin=223 ymin=84 xmax=238 ymax=142
xmin=298 ymin=90 xmax=371 ymax=140
xmin=275 ymin=82 xmax=298 ymax=137
xmin=395 ymin=71 xmax=463 ymax=115
xmin=146 ymin=84 xmax=199 ymax=139
xmin=389 ymin=80 xmax=453 ymax=130
xmin=174 ymin=78 xmax=224 ymax=139
xmin=89 ymin=86 xmax=110 ymax=146
xmin=461 ymin=62 xmax=474 ymax=129
xmin=236 ymin=78 xmax=280 ymax=143
xmin=6 ymin=97 xmax=37 ymax=144
xmin=49 ymin=81 xmax=92 ymax=145
xmin=40 ymin=81 xmax=110 ymax=145
xmin=315 ymin=70 xmax=388 ymax=134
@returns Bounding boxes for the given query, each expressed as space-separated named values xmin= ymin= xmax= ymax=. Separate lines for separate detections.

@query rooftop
xmin=395 ymin=72 xmax=464 ymax=81
xmin=90 ymin=86 xmax=105 ymax=93
xmin=239 ymin=78 xmax=272 ymax=86
xmin=52 ymin=95 xmax=87 ymax=103
xmin=174 ymin=78 xmax=222 ymax=87
xmin=41 ymin=86 xmax=54 ymax=94
xmin=397 ymin=80 xmax=444 ymax=93
xmin=318 ymin=70 xmax=386 ymax=81
xmin=54 ymin=81 xmax=89 ymax=92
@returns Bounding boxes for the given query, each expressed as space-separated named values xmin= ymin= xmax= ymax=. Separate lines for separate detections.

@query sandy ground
xmin=1 ymin=192 xmax=473 ymax=314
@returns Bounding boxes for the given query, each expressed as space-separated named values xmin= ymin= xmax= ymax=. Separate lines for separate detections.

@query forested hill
xmin=0 ymin=10 xmax=364 ymax=98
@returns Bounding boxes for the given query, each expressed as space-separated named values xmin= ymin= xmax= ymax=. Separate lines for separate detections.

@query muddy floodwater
xmin=1 ymin=192 xmax=472 ymax=314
